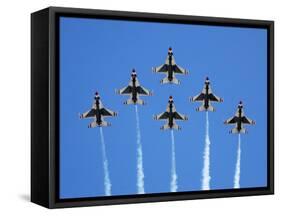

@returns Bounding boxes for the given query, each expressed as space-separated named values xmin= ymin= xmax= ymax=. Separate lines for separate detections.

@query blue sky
xmin=59 ymin=17 xmax=268 ymax=199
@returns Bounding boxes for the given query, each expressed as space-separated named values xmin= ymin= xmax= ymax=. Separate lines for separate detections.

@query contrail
xmin=135 ymin=105 xmax=145 ymax=194
xmin=99 ymin=127 xmax=112 ymax=196
xmin=202 ymin=111 xmax=211 ymax=190
xmin=234 ymin=134 xmax=241 ymax=189
xmin=170 ymin=129 xmax=178 ymax=192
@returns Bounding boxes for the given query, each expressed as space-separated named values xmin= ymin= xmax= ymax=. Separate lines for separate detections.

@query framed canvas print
xmin=31 ymin=7 xmax=274 ymax=208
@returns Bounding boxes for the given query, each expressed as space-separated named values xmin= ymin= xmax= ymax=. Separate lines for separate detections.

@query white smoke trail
xmin=135 ymin=105 xmax=145 ymax=194
xmin=202 ymin=111 xmax=211 ymax=190
xmin=170 ymin=129 xmax=178 ymax=192
xmin=99 ymin=127 xmax=112 ymax=196
xmin=234 ymin=134 xmax=241 ymax=189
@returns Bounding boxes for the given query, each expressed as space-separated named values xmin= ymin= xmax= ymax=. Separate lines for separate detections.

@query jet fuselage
xmin=167 ymin=54 xmax=174 ymax=81
xmin=203 ymin=83 xmax=211 ymax=109
xmin=236 ymin=107 xmax=243 ymax=132
xmin=131 ymin=77 xmax=138 ymax=103
xmin=94 ymin=99 xmax=103 ymax=125
xmin=168 ymin=102 xmax=175 ymax=128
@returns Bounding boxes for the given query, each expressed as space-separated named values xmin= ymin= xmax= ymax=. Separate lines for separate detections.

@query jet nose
xmin=168 ymin=47 xmax=173 ymax=54
xmin=131 ymin=68 xmax=137 ymax=77
xmin=169 ymin=96 xmax=173 ymax=102
xmin=238 ymin=101 xmax=243 ymax=108
xmin=95 ymin=92 xmax=100 ymax=99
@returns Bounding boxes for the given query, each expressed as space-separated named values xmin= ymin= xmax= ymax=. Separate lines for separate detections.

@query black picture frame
xmin=31 ymin=6 xmax=274 ymax=208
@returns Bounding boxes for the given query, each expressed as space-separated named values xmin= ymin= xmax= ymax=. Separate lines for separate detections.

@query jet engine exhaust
xmin=170 ymin=129 xmax=178 ymax=192
xmin=234 ymin=134 xmax=241 ymax=189
xmin=202 ymin=111 xmax=211 ymax=190
xmin=99 ymin=127 xmax=112 ymax=196
xmin=135 ymin=105 xmax=145 ymax=194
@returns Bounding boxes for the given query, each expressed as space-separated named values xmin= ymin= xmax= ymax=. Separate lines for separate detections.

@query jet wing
xmin=173 ymin=65 xmax=187 ymax=74
xmin=224 ymin=116 xmax=238 ymax=124
xmin=153 ymin=64 xmax=168 ymax=73
xmin=118 ymin=86 xmax=132 ymax=95
xmin=155 ymin=112 xmax=169 ymax=120
xmin=241 ymin=116 xmax=255 ymax=124
xmin=173 ymin=112 xmax=187 ymax=120
xmin=191 ymin=93 xmax=205 ymax=102
xmin=137 ymin=86 xmax=151 ymax=96
xmin=208 ymin=93 xmax=223 ymax=102
xmin=81 ymin=109 xmax=96 ymax=118
xmin=100 ymin=108 xmax=117 ymax=117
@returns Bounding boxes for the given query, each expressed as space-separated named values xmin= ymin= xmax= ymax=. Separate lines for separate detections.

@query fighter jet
xmin=116 ymin=69 xmax=152 ymax=105
xmin=79 ymin=92 xmax=117 ymax=128
xmin=190 ymin=77 xmax=223 ymax=111
xmin=224 ymin=101 xmax=255 ymax=134
xmin=152 ymin=47 xmax=188 ymax=84
xmin=153 ymin=96 xmax=188 ymax=130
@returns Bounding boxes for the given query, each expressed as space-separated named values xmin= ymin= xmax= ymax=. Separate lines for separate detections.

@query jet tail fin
xmin=196 ymin=105 xmax=206 ymax=112
xmin=124 ymin=98 xmax=145 ymax=105
xmin=196 ymin=105 xmax=215 ymax=112
xmin=160 ymin=123 xmax=181 ymax=130
xmin=230 ymin=128 xmax=238 ymax=134
xmin=160 ymin=77 xmax=180 ymax=85
xmin=239 ymin=128 xmax=247 ymax=134
xmin=88 ymin=122 xmax=98 ymax=128
xmin=124 ymin=99 xmax=134 ymax=105
xmin=136 ymin=99 xmax=145 ymax=105
xmin=160 ymin=124 xmax=169 ymax=130
xmin=172 ymin=123 xmax=181 ymax=130
xmin=230 ymin=127 xmax=247 ymax=134
xmin=88 ymin=121 xmax=111 ymax=128
xmin=100 ymin=121 xmax=111 ymax=127
xmin=207 ymin=105 xmax=215 ymax=112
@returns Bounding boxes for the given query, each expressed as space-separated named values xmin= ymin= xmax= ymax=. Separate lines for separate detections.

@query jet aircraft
xmin=80 ymin=92 xmax=117 ymax=128
xmin=152 ymin=47 xmax=188 ymax=84
xmin=224 ymin=101 xmax=255 ymax=134
xmin=116 ymin=69 xmax=152 ymax=105
xmin=190 ymin=77 xmax=223 ymax=111
xmin=154 ymin=96 xmax=188 ymax=130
